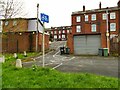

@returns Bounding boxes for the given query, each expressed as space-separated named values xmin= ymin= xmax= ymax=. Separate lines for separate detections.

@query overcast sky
xmin=24 ymin=0 xmax=119 ymax=28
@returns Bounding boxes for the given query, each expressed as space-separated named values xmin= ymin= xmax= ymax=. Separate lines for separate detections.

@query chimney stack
xmin=99 ymin=2 xmax=101 ymax=9
xmin=118 ymin=0 xmax=120 ymax=7
xmin=83 ymin=5 xmax=85 ymax=12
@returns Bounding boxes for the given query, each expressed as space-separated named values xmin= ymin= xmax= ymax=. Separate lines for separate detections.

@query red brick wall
xmin=70 ymin=9 xmax=119 ymax=54
xmin=3 ymin=19 xmax=28 ymax=32
xmin=67 ymin=34 xmax=73 ymax=54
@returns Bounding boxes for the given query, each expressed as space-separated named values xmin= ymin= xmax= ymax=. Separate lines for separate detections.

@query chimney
xmin=83 ymin=5 xmax=85 ymax=12
xmin=99 ymin=2 xmax=101 ymax=9
xmin=118 ymin=0 xmax=120 ymax=7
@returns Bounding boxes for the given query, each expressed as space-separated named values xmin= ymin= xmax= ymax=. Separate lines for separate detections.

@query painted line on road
xmin=62 ymin=57 xmax=75 ymax=62
xmin=53 ymin=50 xmax=60 ymax=57
xmin=34 ymin=51 xmax=54 ymax=60
xmin=52 ymin=63 xmax=63 ymax=69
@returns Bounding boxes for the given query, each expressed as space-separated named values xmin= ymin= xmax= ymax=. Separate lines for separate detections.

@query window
xmin=110 ymin=12 xmax=116 ymax=19
xmin=91 ymin=24 xmax=96 ymax=32
xmin=54 ymin=35 xmax=57 ymax=39
xmin=91 ymin=14 xmax=96 ymax=21
xmin=102 ymin=13 xmax=107 ymax=20
xmin=0 ymin=21 xmax=2 ymax=32
xmin=76 ymin=16 xmax=81 ymax=22
xmin=67 ymin=30 xmax=69 ymax=33
xmin=51 ymin=31 xmax=53 ymax=34
xmin=62 ymin=35 xmax=65 ymax=38
xmin=110 ymin=23 xmax=116 ymax=31
xmin=63 ymin=30 xmax=65 ymax=33
xmin=0 ymin=21 xmax=2 ymax=26
xmin=59 ymin=31 xmax=61 ymax=34
xmin=13 ymin=20 xmax=17 ymax=26
xmin=59 ymin=35 xmax=61 ymax=39
xmin=54 ymin=31 xmax=57 ymax=34
xmin=85 ymin=15 xmax=88 ymax=21
xmin=76 ymin=25 xmax=81 ymax=32
xmin=5 ymin=21 xmax=9 ymax=26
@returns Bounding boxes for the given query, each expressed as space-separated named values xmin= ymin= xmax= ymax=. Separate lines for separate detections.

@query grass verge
xmin=1 ymin=53 xmax=119 ymax=88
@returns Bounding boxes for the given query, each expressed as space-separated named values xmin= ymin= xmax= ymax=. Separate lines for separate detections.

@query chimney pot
xmin=99 ymin=2 xmax=101 ymax=9
xmin=118 ymin=0 xmax=120 ymax=7
xmin=83 ymin=5 xmax=85 ymax=12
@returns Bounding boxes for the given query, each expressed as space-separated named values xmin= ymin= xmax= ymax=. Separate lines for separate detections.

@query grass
xmin=1 ymin=53 xmax=119 ymax=88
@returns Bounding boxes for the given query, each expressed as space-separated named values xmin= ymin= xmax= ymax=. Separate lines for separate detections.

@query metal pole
xmin=106 ymin=9 xmax=109 ymax=54
xmin=36 ymin=3 xmax=39 ymax=52
xmin=43 ymin=22 xmax=45 ymax=67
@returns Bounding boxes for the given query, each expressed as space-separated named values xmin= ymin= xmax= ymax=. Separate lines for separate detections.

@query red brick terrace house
xmin=0 ymin=18 xmax=49 ymax=53
xmin=46 ymin=26 xmax=72 ymax=41
xmin=67 ymin=1 xmax=119 ymax=55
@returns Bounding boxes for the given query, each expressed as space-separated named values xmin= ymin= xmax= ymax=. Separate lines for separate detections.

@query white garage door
xmin=74 ymin=35 xmax=101 ymax=55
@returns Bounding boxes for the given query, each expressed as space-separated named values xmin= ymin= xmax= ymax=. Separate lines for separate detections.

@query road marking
xmin=53 ymin=50 xmax=60 ymax=57
xmin=34 ymin=51 xmax=54 ymax=60
xmin=52 ymin=63 xmax=63 ymax=69
xmin=62 ymin=57 xmax=75 ymax=62
xmin=45 ymin=63 xmax=53 ymax=66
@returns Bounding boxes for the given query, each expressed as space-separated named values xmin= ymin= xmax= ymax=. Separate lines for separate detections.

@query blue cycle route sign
xmin=40 ymin=13 xmax=49 ymax=23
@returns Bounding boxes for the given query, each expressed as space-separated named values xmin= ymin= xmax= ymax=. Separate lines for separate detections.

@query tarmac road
xmin=23 ymin=41 xmax=119 ymax=78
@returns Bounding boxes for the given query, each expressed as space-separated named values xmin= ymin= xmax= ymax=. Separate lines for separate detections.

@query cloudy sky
xmin=24 ymin=0 xmax=119 ymax=28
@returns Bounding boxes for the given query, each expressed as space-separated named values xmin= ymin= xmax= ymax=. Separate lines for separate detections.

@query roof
xmin=72 ymin=6 xmax=120 ymax=15
xmin=0 ymin=18 xmax=43 ymax=26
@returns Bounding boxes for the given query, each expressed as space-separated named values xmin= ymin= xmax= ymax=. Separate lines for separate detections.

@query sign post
xmin=40 ymin=13 xmax=49 ymax=67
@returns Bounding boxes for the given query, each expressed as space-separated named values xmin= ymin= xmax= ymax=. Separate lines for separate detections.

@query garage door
xmin=74 ymin=35 xmax=101 ymax=55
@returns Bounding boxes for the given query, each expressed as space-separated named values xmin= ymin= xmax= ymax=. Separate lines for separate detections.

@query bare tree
xmin=0 ymin=0 xmax=26 ymax=19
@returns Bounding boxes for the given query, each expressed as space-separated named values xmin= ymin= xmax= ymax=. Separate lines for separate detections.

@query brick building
xmin=46 ymin=26 xmax=71 ymax=41
xmin=67 ymin=1 xmax=119 ymax=55
xmin=0 ymin=18 xmax=49 ymax=53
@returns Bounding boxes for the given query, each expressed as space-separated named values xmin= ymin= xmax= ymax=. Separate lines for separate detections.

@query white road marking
xmin=62 ymin=57 xmax=75 ymax=62
xmin=34 ymin=51 xmax=54 ymax=60
xmin=53 ymin=50 xmax=60 ymax=57
xmin=52 ymin=63 xmax=63 ymax=69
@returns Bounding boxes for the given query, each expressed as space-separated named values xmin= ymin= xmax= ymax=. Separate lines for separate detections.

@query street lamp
xmin=36 ymin=3 xmax=39 ymax=52
xmin=106 ymin=9 xmax=110 ymax=55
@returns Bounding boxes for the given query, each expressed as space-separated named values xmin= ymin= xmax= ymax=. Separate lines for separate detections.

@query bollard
xmin=14 ymin=53 xmax=18 ymax=59
xmin=2 ymin=56 xmax=5 ymax=63
xmin=24 ymin=51 xmax=27 ymax=57
xmin=16 ymin=59 xmax=22 ymax=68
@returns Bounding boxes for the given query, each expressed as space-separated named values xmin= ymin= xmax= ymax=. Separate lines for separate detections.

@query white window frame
xmin=51 ymin=31 xmax=53 ymax=34
xmin=76 ymin=16 xmax=81 ymax=22
xmin=85 ymin=15 xmax=88 ymax=21
xmin=62 ymin=30 xmax=65 ymax=33
xmin=91 ymin=24 xmax=96 ymax=32
xmin=5 ymin=21 xmax=9 ymax=26
xmin=62 ymin=35 xmax=65 ymax=38
xmin=59 ymin=31 xmax=61 ymax=34
xmin=102 ymin=13 xmax=107 ymax=20
xmin=13 ymin=20 xmax=17 ymax=26
xmin=76 ymin=25 xmax=81 ymax=33
xmin=0 ymin=21 xmax=2 ymax=32
xmin=67 ymin=30 xmax=69 ymax=33
xmin=110 ymin=23 xmax=116 ymax=31
xmin=59 ymin=35 xmax=61 ymax=39
xmin=54 ymin=35 xmax=57 ymax=39
xmin=54 ymin=31 xmax=57 ymax=34
xmin=110 ymin=12 xmax=116 ymax=19
xmin=91 ymin=14 xmax=96 ymax=21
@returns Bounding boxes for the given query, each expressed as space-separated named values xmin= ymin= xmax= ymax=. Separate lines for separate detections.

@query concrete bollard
xmin=16 ymin=59 xmax=22 ymax=68
xmin=0 ymin=56 xmax=5 ymax=63
xmin=2 ymin=56 xmax=5 ymax=63
xmin=24 ymin=51 xmax=27 ymax=57
xmin=14 ymin=53 xmax=18 ymax=59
